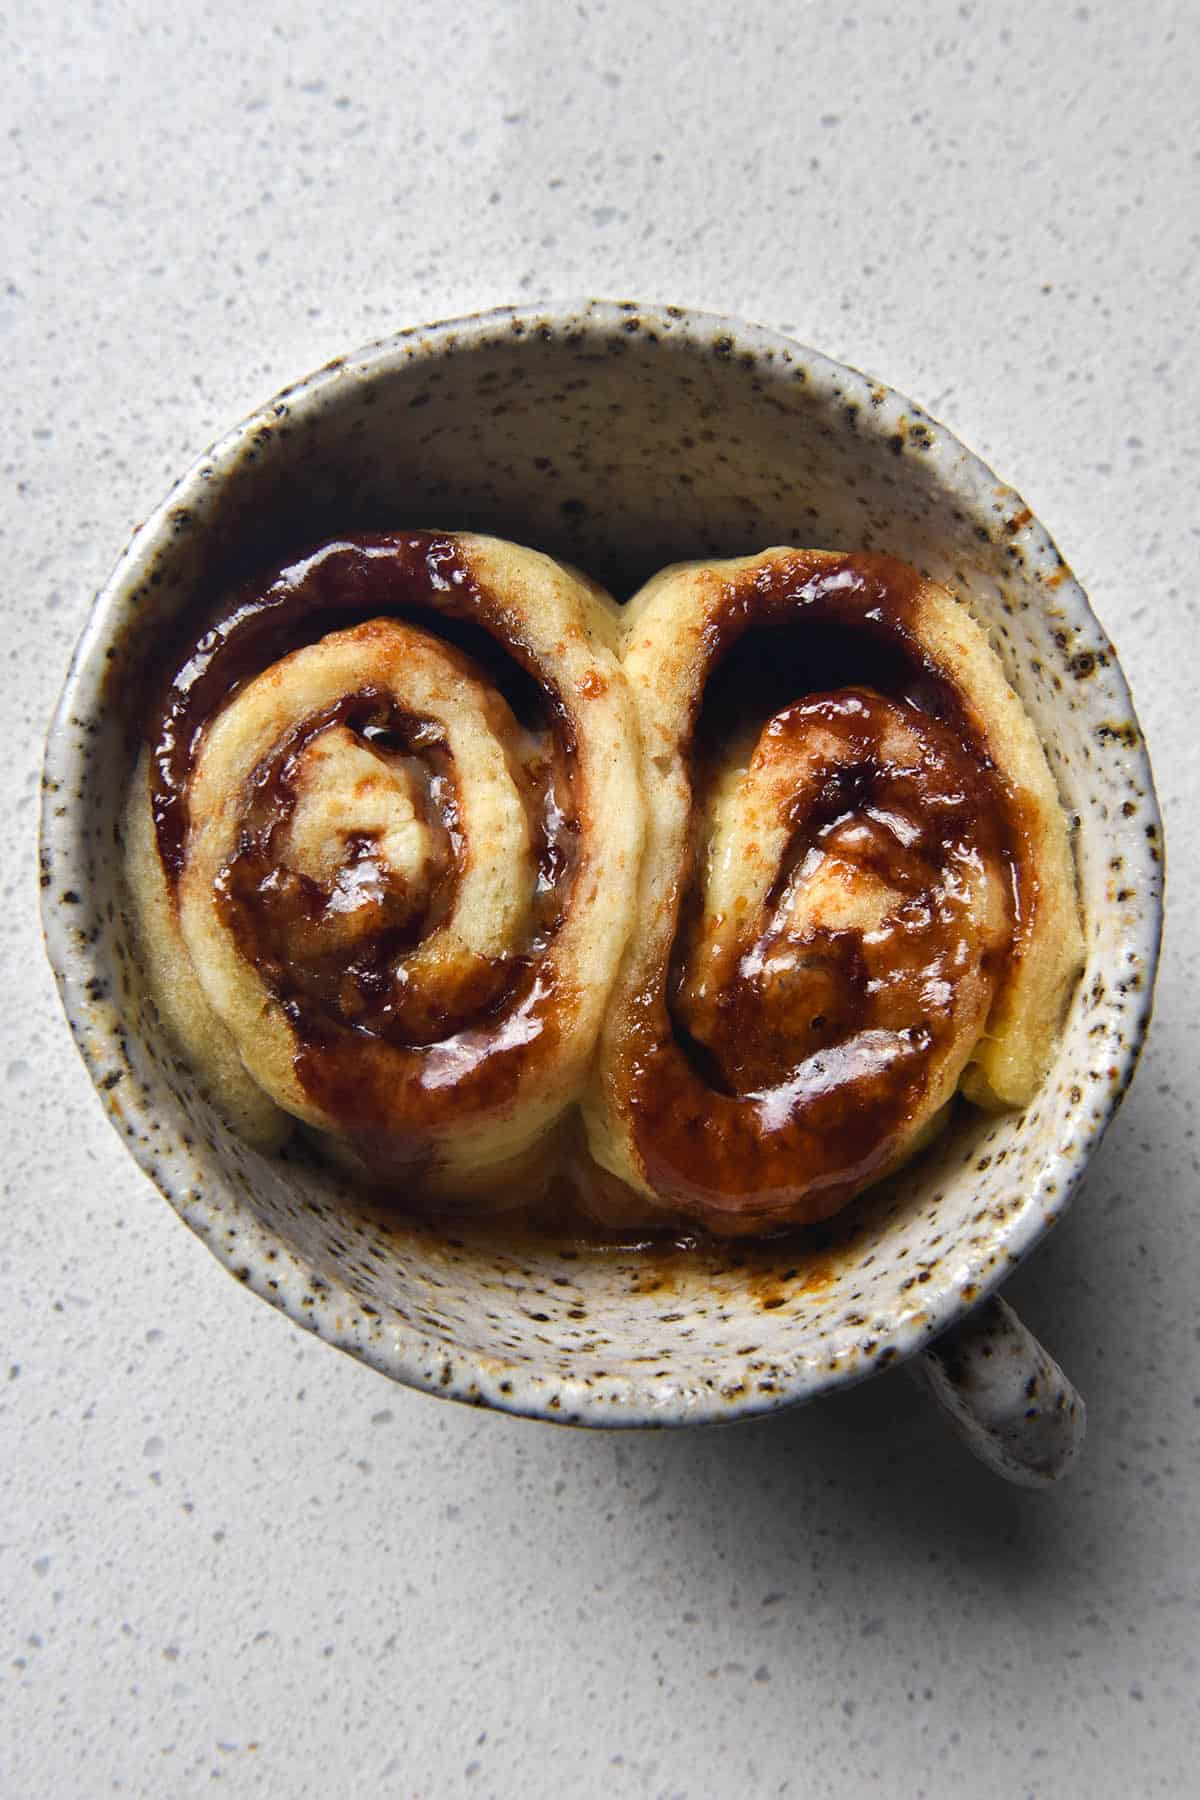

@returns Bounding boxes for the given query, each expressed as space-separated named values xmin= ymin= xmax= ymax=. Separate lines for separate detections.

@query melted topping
xmin=144 ymin=534 xmax=580 ymax=1148
xmin=141 ymin=539 xmax=1033 ymax=1237
xmin=619 ymin=552 xmax=1029 ymax=1225
xmin=217 ymin=688 xmax=494 ymax=1045
xmin=148 ymin=533 xmax=569 ymax=883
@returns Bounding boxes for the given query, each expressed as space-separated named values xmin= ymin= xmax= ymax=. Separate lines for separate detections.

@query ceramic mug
xmin=40 ymin=301 xmax=1163 ymax=1486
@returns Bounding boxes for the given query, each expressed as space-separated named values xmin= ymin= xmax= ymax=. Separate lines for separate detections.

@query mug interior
xmin=42 ymin=302 xmax=1161 ymax=1423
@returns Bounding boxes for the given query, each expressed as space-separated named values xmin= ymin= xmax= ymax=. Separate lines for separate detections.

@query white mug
xmin=41 ymin=302 xmax=1163 ymax=1486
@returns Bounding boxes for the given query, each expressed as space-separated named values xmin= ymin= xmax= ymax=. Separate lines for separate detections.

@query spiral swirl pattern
xmin=583 ymin=548 xmax=1083 ymax=1236
xmin=129 ymin=532 xmax=643 ymax=1204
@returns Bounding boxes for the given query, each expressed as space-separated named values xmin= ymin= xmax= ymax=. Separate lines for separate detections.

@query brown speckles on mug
xmin=40 ymin=301 xmax=1162 ymax=1441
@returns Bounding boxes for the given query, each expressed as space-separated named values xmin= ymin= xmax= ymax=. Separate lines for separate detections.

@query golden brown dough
xmin=127 ymin=531 xmax=643 ymax=1206
xmin=124 ymin=749 xmax=290 ymax=1152
xmin=128 ymin=532 xmax=1081 ymax=1236
xmin=582 ymin=548 xmax=1084 ymax=1236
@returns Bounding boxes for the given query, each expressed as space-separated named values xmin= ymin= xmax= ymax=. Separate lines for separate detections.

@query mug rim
xmin=40 ymin=298 xmax=1165 ymax=1426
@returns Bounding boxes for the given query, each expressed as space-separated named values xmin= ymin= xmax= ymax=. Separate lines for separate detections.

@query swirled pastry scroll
xmin=127 ymin=532 xmax=643 ymax=1205
xmin=583 ymin=549 xmax=1083 ymax=1236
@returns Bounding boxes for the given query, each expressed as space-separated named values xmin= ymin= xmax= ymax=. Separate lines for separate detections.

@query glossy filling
xmin=137 ymin=539 xmax=1058 ymax=1239
xmin=611 ymin=555 xmax=1030 ymax=1224
xmin=145 ymin=534 xmax=582 ymax=1168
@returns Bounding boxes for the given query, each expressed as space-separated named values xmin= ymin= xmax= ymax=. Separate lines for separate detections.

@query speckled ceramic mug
xmin=41 ymin=301 xmax=1162 ymax=1486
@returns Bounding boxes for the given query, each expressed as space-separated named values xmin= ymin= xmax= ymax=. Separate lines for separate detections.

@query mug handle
xmin=909 ymin=1296 xmax=1086 ymax=1488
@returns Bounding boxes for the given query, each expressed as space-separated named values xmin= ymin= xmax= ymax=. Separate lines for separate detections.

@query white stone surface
xmin=5 ymin=1 xmax=1198 ymax=1794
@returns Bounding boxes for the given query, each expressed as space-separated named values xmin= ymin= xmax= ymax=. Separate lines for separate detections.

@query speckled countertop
xmin=6 ymin=3 xmax=1198 ymax=1795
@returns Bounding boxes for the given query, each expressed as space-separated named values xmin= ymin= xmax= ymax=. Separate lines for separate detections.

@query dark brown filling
xmin=143 ymin=534 xmax=580 ymax=1148
xmin=147 ymin=533 xmax=569 ymax=883
xmin=141 ymin=538 xmax=1031 ymax=1233
xmin=620 ymin=552 xmax=1029 ymax=1225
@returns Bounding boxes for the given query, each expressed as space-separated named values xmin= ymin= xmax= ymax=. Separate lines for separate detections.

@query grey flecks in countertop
xmin=5 ymin=2 xmax=1199 ymax=1797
